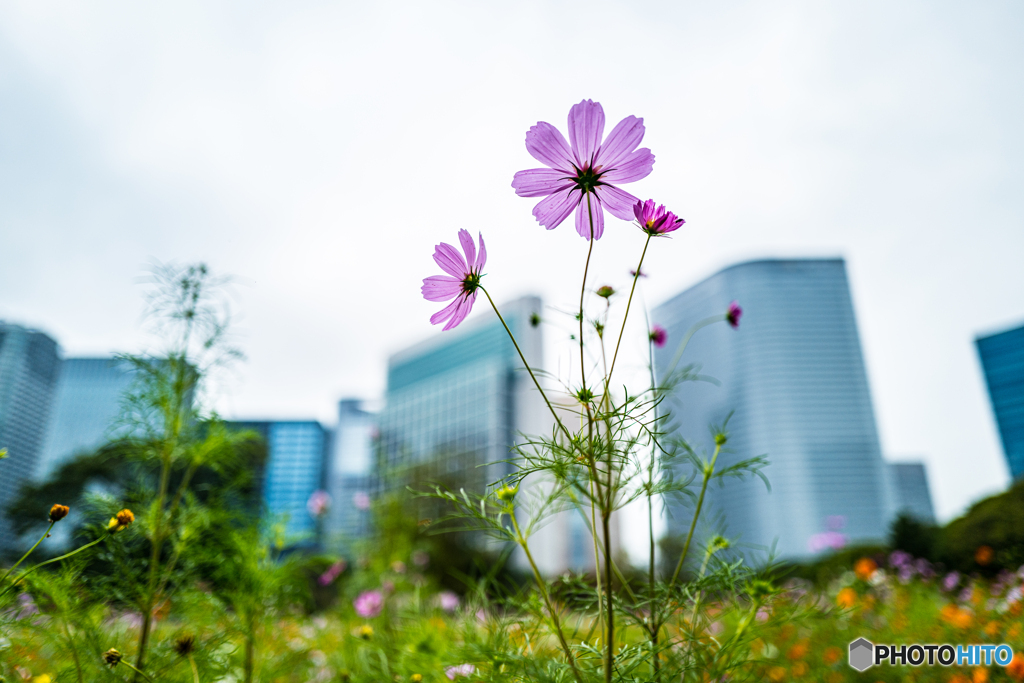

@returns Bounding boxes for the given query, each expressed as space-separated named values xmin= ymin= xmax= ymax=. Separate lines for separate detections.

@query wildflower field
xmin=4 ymin=98 xmax=1022 ymax=683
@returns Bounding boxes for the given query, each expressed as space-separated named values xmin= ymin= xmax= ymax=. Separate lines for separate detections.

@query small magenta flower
xmin=726 ymin=301 xmax=742 ymax=328
xmin=438 ymin=590 xmax=460 ymax=612
xmin=633 ymin=199 xmax=684 ymax=236
xmin=445 ymin=664 xmax=475 ymax=680
xmin=307 ymin=490 xmax=330 ymax=517
xmin=512 ymin=99 xmax=654 ymax=240
xmin=422 ymin=229 xmax=487 ymax=331
xmin=354 ymin=590 xmax=384 ymax=618
xmin=352 ymin=491 xmax=371 ymax=511
xmin=649 ymin=325 xmax=667 ymax=348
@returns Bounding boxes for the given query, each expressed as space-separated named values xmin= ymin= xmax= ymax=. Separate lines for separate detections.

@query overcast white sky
xmin=1 ymin=1 xmax=1022 ymax=522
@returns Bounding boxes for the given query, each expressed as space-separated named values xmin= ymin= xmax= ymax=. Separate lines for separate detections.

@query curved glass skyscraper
xmin=653 ymin=259 xmax=893 ymax=562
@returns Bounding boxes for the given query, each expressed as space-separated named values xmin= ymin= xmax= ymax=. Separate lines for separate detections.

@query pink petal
xmin=458 ymin=229 xmax=476 ymax=269
xmin=512 ymin=168 xmax=574 ymax=198
xmin=602 ymin=148 xmax=654 ymax=185
xmin=421 ymin=275 xmax=462 ymax=302
xmin=574 ymin=192 xmax=605 ymax=240
xmin=597 ymin=116 xmax=645 ymax=169
xmin=430 ymin=296 xmax=461 ymax=326
xmin=595 ymin=185 xmax=640 ymax=221
xmin=532 ymin=188 xmax=580 ymax=230
xmin=568 ymin=99 xmax=605 ymax=169
xmin=475 ymin=232 xmax=487 ymax=270
xmin=525 ymin=121 xmax=575 ymax=171
xmin=443 ymin=292 xmax=477 ymax=331
xmin=433 ymin=242 xmax=468 ymax=278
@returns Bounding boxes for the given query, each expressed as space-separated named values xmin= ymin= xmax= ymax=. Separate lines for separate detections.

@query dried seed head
xmin=48 ymin=504 xmax=70 ymax=523
xmin=173 ymin=634 xmax=195 ymax=656
xmin=103 ymin=648 xmax=122 ymax=666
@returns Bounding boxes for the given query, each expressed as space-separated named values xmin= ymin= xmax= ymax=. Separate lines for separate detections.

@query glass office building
xmin=378 ymin=296 xmax=593 ymax=574
xmin=36 ymin=357 xmax=134 ymax=479
xmin=230 ymin=420 xmax=329 ymax=546
xmin=653 ymin=259 xmax=893 ymax=562
xmin=323 ymin=398 xmax=376 ymax=553
xmin=0 ymin=323 xmax=61 ymax=551
xmin=976 ymin=323 xmax=1024 ymax=479
xmin=887 ymin=462 xmax=936 ymax=524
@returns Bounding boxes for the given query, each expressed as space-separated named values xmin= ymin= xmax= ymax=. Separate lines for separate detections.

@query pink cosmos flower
xmin=318 ymin=559 xmax=347 ymax=586
xmin=512 ymin=99 xmax=654 ymax=241
xmin=438 ymin=590 xmax=460 ymax=612
xmin=307 ymin=490 xmax=331 ymax=517
xmin=726 ymin=301 xmax=742 ymax=328
xmin=422 ymin=229 xmax=487 ymax=331
xmin=633 ymin=199 xmax=684 ymax=236
xmin=353 ymin=590 xmax=384 ymax=618
xmin=445 ymin=664 xmax=475 ymax=680
xmin=649 ymin=325 xmax=667 ymax=348
xmin=352 ymin=491 xmax=371 ymax=510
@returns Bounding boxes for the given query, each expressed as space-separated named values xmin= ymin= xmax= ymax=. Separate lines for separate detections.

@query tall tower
xmin=0 ymin=323 xmax=61 ymax=551
xmin=653 ymin=259 xmax=893 ymax=562
xmin=976 ymin=323 xmax=1024 ymax=480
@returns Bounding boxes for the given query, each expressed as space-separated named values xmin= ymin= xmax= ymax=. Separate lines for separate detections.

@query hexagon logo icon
xmin=849 ymin=637 xmax=874 ymax=671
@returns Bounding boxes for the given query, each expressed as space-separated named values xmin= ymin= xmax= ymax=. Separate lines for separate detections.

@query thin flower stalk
xmin=0 ymin=536 xmax=105 ymax=600
xmin=670 ymin=442 xmax=722 ymax=587
xmin=0 ymin=520 xmax=56 ymax=589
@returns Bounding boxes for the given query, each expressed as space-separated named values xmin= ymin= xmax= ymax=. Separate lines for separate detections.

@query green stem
xmin=0 ymin=536 xmax=105 ymax=599
xmin=0 ymin=521 xmax=55 ymax=587
xmin=189 ymin=654 xmax=201 ymax=683
xmin=480 ymin=287 xmax=573 ymax=446
xmin=606 ymin=233 xmax=652 ymax=389
xmin=579 ymin=191 xmax=596 ymax=396
xmin=121 ymin=660 xmax=155 ymax=683
xmin=510 ymin=510 xmax=583 ymax=683
xmin=663 ymin=316 xmax=723 ymax=382
xmin=670 ymin=444 xmax=721 ymax=587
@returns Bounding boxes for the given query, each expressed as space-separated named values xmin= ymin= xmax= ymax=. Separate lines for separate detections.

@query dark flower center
xmin=462 ymin=271 xmax=482 ymax=294
xmin=571 ymin=164 xmax=604 ymax=193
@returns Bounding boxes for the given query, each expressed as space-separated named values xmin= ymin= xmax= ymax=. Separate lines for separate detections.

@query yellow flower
xmin=358 ymin=625 xmax=373 ymax=640
xmin=768 ymin=666 xmax=786 ymax=682
xmin=108 ymin=509 xmax=135 ymax=533
xmin=411 ymin=676 xmax=423 ymax=683
xmin=33 ymin=676 xmax=52 ymax=683
xmin=104 ymin=648 xmax=122 ymax=666
xmin=48 ymin=504 xmax=69 ymax=523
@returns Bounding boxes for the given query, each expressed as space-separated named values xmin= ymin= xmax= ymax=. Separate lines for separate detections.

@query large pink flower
xmin=421 ymin=229 xmax=487 ymax=331
xmin=512 ymin=99 xmax=654 ymax=241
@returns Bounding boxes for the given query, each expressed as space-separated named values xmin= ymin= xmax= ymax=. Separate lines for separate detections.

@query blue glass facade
xmin=379 ymin=297 xmax=543 ymax=485
xmin=888 ymin=462 xmax=936 ymax=524
xmin=653 ymin=259 xmax=893 ymax=561
xmin=36 ymin=357 xmax=134 ymax=479
xmin=0 ymin=323 xmax=60 ymax=551
xmin=976 ymin=324 xmax=1024 ymax=479
xmin=231 ymin=420 xmax=328 ymax=545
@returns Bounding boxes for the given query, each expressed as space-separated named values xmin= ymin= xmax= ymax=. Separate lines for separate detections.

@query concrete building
xmin=323 ymin=399 xmax=376 ymax=553
xmin=887 ymin=462 xmax=936 ymax=525
xmin=0 ymin=323 xmax=61 ymax=551
xmin=652 ymin=259 xmax=894 ymax=562
xmin=976 ymin=323 xmax=1024 ymax=479
xmin=378 ymin=296 xmax=598 ymax=574
xmin=36 ymin=357 xmax=134 ymax=479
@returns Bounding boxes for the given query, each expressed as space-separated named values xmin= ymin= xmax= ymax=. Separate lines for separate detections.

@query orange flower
xmin=822 ymin=646 xmax=842 ymax=665
xmin=788 ymin=640 xmax=810 ymax=661
xmin=955 ymin=610 xmax=974 ymax=630
xmin=950 ymin=675 xmax=971 ymax=683
xmin=768 ymin=666 xmax=786 ymax=682
xmin=973 ymin=667 xmax=990 ymax=683
xmin=107 ymin=509 xmax=135 ymax=533
xmin=1007 ymin=653 xmax=1024 ymax=681
xmin=791 ymin=661 xmax=808 ymax=677
xmin=984 ymin=621 xmax=1000 ymax=638
xmin=975 ymin=545 xmax=994 ymax=566
xmin=837 ymin=587 xmax=857 ymax=609
xmin=854 ymin=557 xmax=877 ymax=581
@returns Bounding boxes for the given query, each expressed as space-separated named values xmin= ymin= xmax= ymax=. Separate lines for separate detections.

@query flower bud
xmin=649 ymin=325 xmax=667 ymax=348
xmin=714 ymin=433 xmax=728 ymax=447
xmin=726 ymin=301 xmax=743 ymax=328
xmin=103 ymin=649 xmax=122 ymax=667
xmin=48 ymin=504 xmax=69 ymax=523
xmin=596 ymin=285 xmax=615 ymax=298
xmin=496 ymin=484 xmax=518 ymax=502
